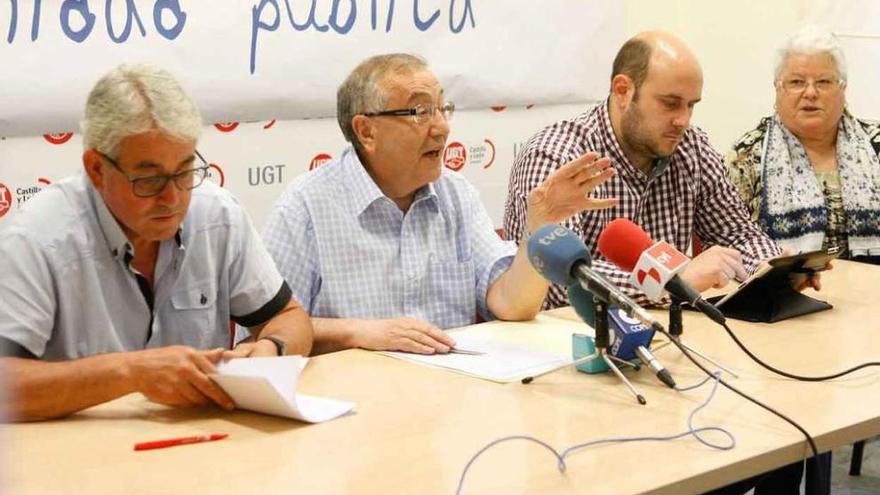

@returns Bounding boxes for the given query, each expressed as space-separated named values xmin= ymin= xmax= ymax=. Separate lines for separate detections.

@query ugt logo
xmin=207 ymin=163 xmax=226 ymax=188
xmin=43 ymin=133 xmax=74 ymax=145
xmin=0 ymin=183 xmax=13 ymax=219
xmin=309 ymin=153 xmax=332 ymax=171
xmin=443 ymin=142 xmax=467 ymax=171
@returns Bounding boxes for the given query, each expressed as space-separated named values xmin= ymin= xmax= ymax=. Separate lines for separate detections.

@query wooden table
xmin=6 ymin=260 xmax=880 ymax=494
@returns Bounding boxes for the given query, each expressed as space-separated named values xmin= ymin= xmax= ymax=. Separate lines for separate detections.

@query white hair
xmin=336 ymin=53 xmax=428 ymax=150
xmin=774 ymin=26 xmax=847 ymax=82
xmin=81 ymin=64 xmax=202 ymax=156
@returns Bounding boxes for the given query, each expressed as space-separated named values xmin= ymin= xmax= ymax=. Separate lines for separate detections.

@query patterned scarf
xmin=760 ymin=113 xmax=880 ymax=255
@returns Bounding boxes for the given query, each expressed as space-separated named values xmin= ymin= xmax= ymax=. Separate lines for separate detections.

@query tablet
xmin=713 ymin=247 xmax=840 ymax=307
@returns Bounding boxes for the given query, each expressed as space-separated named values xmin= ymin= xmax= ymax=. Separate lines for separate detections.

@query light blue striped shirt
xmin=263 ymin=147 xmax=517 ymax=329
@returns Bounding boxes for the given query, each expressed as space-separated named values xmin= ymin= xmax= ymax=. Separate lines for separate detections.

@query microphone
xmin=527 ymin=224 xmax=664 ymax=334
xmin=634 ymin=346 xmax=676 ymax=389
xmin=569 ymin=284 xmax=675 ymax=388
xmin=597 ymin=219 xmax=726 ymax=325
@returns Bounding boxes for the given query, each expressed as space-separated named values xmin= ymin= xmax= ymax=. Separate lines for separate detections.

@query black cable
xmin=720 ymin=321 xmax=880 ymax=381
xmin=653 ymin=325 xmax=820 ymax=461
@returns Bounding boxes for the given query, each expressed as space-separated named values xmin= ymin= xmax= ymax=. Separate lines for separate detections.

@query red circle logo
xmin=38 ymin=177 xmax=52 ymax=186
xmin=309 ymin=153 xmax=332 ymax=171
xmin=263 ymin=119 xmax=277 ymax=130
xmin=443 ymin=142 xmax=467 ymax=171
xmin=43 ymin=132 xmax=73 ymax=145
xmin=0 ymin=183 xmax=12 ymax=219
xmin=482 ymin=139 xmax=496 ymax=169
xmin=214 ymin=122 xmax=240 ymax=133
xmin=208 ymin=164 xmax=226 ymax=187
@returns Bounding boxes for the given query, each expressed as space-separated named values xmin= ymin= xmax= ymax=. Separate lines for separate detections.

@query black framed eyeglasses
xmin=362 ymin=101 xmax=455 ymax=125
xmin=98 ymin=150 xmax=211 ymax=198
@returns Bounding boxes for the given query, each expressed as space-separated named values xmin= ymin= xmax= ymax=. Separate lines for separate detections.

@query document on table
xmin=381 ymin=333 xmax=569 ymax=383
xmin=210 ymin=356 xmax=355 ymax=423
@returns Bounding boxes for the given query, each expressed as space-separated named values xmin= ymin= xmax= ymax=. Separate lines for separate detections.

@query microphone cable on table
xmin=454 ymin=368 xmax=734 ymax=495
xmin=455 ymin=325 xmax=823 ymax=494
xmin=658 ymin=325 xmax=825 ymax=491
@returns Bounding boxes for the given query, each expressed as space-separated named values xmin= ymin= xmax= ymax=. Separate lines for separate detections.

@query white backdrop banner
xmin=1 ymin=0 xmax=624 ymax=136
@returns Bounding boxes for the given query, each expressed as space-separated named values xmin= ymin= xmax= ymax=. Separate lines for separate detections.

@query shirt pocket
xmin=169 ymin=282 xmax=219 ymax=348
xmin=425 ymin=259 xmax=476 ymax=328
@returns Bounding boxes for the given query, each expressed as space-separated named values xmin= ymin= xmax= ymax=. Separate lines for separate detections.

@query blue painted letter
xmin=153 ymin=0 xmax=186 ymax=40
xmin=283 ymin=0 xmax=328 ymax=32
xmin=7 ymin=0 xmax=18 ymax=42
xmin=448 ymin=0 xmax=474 ymax=33
xmin=60 ymin=0 xmax=96 ymax=43
xmin=30 ymin=0 xmax=42 ymax=41
xmin=105 ymin=0 xmax=146 ymax=43
xmin=250 ymin=0 xmax=280 ymax=74
xmin=413 ymin=0 xmax=439 ymax=31
xmin=328 ymin=0 xmax=355 ymax=34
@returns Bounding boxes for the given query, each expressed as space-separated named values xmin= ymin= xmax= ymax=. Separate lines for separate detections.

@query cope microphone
xmin=597 ymin=219 xmax=727 ymax=326
xmin=527 ymin=224 xmax=664 ymax=334
xmin=568 ymin=284 xmax=676 ymax=388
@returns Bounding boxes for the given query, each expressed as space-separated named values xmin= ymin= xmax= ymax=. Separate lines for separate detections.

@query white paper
xmin=382 ymin=334 xmax=568 ymax=383
xmin=211 ymin=356 xmax=355 ymax=423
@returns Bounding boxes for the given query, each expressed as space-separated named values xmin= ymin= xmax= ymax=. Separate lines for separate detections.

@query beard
xmin=619 ymin=99 xmax=677 ymax=162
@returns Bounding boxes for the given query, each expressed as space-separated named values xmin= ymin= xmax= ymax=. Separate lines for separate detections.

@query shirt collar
xmin=343 ymin=147 xmax=438 ymax=216
xmin=86 ymin=174 xmax=184 ymax=263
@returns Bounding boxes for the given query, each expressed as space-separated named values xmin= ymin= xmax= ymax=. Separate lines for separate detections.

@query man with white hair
xmin=0 ymin=64 xmax=313 ymax=421
xmin=263 ymin=53 xmax=616 ymax=355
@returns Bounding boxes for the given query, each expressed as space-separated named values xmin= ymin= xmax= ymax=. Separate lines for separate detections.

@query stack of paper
xmin=211 ymin=356 xmax=355 ymax=422
xmin=382 ymin=333 xmax=568 ymax=383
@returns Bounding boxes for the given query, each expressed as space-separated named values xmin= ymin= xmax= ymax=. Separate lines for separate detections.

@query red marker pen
xmin=134 ymin=433 xmax=229 ymax=451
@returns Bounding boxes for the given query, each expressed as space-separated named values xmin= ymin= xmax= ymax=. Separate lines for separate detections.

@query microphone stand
xmin=651 ymin=297 xmax=739 ymax=378
xmin=592 ymin=299 xmax=647 ymax=405
xmin=521 ymin=299 xmax=647 ymax=405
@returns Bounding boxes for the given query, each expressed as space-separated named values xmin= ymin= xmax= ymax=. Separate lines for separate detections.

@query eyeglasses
xmin=777 ymin=77 xmax=844 ymax=95
xmin=98 ymin=150 xmax=210 ymax=198
xmin=362 ymin=101 xmax=455 ymax=125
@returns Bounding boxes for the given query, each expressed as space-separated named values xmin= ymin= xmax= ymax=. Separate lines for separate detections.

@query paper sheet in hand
xmin=210 ymin=356 xmax=355 ymax=423
xmin=382 ymin=334 xmax=568 ymax=383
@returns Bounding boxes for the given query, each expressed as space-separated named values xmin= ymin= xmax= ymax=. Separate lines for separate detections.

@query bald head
xmin=611 ymin=31 xmax=702 ymax=94
xmin=608 ymin=31 xmax=704 ymax=171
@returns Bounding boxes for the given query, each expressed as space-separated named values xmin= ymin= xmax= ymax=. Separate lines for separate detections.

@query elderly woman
xmin=727 ymin=27 xmax=880 ymax=264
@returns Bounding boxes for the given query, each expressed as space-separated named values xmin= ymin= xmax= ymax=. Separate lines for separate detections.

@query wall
xmin=1 ymin=1 xmax=876 ymax=232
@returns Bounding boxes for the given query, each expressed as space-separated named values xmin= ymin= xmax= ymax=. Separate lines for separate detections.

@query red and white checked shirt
xmin=504 ymin=100 xmax=782 ymax=308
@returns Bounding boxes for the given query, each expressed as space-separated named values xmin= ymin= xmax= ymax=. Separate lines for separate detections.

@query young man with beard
xmin=504 ymin=31 xmax=787 ymax=308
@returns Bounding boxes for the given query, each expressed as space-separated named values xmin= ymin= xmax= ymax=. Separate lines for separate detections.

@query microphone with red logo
xmin=597 ymin=219 xmax=726 ymax=326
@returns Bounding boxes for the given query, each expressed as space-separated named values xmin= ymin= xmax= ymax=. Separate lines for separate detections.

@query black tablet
xmin=767 ymin=247 xmax=840 ymax=273
xmin=713 ymin=247 xmax=840 ymax=308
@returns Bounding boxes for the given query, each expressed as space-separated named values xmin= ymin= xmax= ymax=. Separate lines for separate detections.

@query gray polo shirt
xmin=0 ymin=172 xmax=290 ymax=361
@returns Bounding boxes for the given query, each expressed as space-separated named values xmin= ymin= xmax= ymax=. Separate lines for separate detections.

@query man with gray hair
xmin=0 ymin=64 xmax=313 ymax=421
xmin=263 ymin=53 xmax=616 ymax=355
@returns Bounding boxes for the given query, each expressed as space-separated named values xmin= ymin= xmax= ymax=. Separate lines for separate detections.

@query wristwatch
xmin=258 ymin=336 xmax=287 ymax=356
